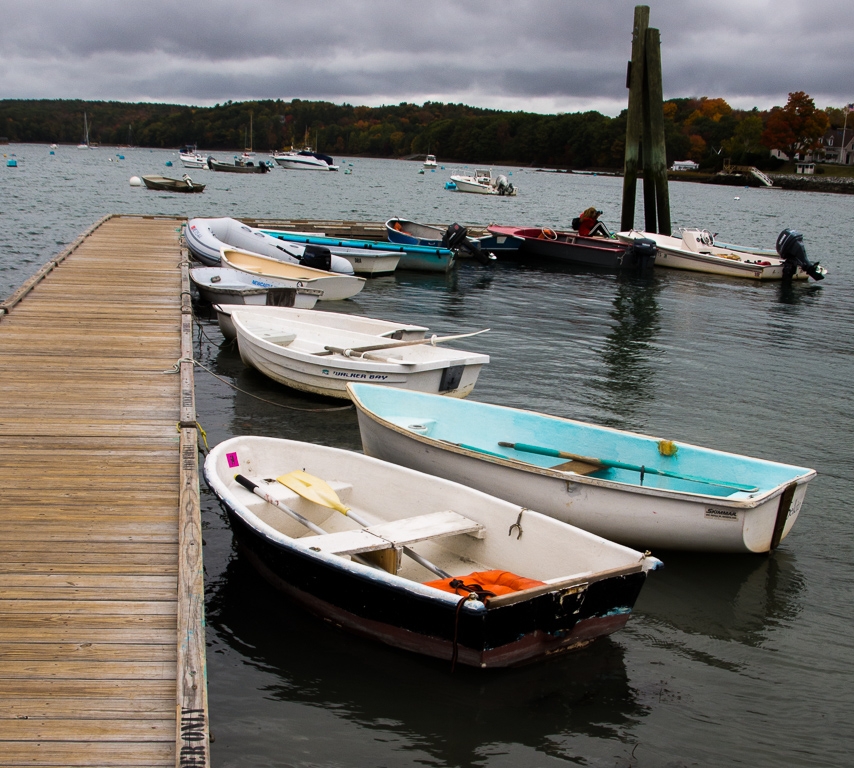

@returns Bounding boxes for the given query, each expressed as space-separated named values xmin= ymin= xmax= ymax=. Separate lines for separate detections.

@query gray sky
xmin=1 ymin=1 xmax=850 ymax=116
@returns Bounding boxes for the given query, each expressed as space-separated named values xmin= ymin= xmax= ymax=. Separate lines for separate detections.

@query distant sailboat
xmin=241 ymin=112 xmax=256 ymax=161
xmin=77 ymin=112 xmax=91 ymax=150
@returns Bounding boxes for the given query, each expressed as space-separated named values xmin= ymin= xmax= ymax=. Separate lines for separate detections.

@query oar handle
xmin=234 ymin=474 xmax=384 ymax=570
xmin=235 ymin=474 xmax=327 ymax=535
xmin=498 ymin=443 xmax=758 ymax=493
xmin=323 ymin=328 xmax=489 ymax=357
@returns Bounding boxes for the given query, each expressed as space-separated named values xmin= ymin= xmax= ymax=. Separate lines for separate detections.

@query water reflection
xmin=635 ymin=549 xmax=804 ymax=646
xmin=206 ymin=552 xmax=648 ymax=768
xmin=596 ymin=273 xmax=663 ymax=430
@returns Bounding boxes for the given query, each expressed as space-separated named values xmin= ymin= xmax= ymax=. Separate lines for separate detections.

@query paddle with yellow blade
xmin=234 ymin=473 xmax=382 ymax=570
xmin=277 ymin=469 xmax=451 ymax=578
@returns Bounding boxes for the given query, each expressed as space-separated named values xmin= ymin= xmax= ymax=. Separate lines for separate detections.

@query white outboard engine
xmin=495 ymin=176 xmax=515 ymax=196
xmin=624 ymin=238 xmax=658 ymax=270
xmin=776 ymin=229 xmax=826 ymax=281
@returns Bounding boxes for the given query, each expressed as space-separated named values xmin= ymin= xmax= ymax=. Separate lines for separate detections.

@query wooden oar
xmin=277 ymin=469 xmax=451 ymax=578
xmin=497 ymin=442 xmax=759 ymax=492
xmin=234 ymin=474 xmax=381 ymax=569
xmin=317 ymin=328 xmax=489 ymax=358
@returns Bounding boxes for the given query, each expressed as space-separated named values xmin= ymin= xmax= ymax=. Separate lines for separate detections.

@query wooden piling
xmin=621 ymin=5 xmax=671 ymax=236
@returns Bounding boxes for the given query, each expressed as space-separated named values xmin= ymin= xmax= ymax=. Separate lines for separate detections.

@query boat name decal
xmin=705 ymin=507 xmax=738 ymax=521
xmin=787 ymin=497 xmax=803 ymax=520
xmin=226 ymin=452 xmax=240 ymax=468
xmin=321 ymin=369 xmax=391 ymax=381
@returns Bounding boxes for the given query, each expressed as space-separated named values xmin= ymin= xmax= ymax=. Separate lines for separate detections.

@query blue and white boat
xmin=348 ymin=384 xmax=816 ymax=554
xmin=261 ymin=228 xmax=456 ymax=273
xmin=386 ymin=217 xmax=522 ymax=258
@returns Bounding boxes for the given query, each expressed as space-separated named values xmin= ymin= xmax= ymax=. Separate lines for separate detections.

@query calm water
xmin=2 ymin=145 xmax=853 ymax=767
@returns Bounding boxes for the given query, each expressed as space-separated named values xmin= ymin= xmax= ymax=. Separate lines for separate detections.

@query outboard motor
xmin=495 ymin=176 xmax=515 ymax=196
xmin=441 ymin=222 xmax=469 ymax=250
xmin=624 ymin=238 xmax=658 ymax=270
xmin=299 ymin=245 xmax=333 ymax=272
xmin=441 ymin=223 xmax=496 ymax=265
xmin=776 ymin=229 xmax=825 ymax=281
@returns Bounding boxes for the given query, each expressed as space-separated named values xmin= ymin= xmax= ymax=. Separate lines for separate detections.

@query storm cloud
xmin=1 ymin=0 xmax=850 ymax=115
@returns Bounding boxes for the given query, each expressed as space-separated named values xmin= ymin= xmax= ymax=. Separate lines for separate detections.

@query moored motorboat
xmin=423 ymin=154 xmax=437 ymax=169
xmin=450 ymin=168 xmax=516 ymax=196
xmin=190 ymin=267 xmax=322 ymax=308
xmin=203 ymin=436 xmax=662 ymax=667
xmin=231 ymin=310 xmax=488 ymax=399
xmin=141 ymin=174 xmax=205 ymax=193
xmin=348 ymin=384 xmax=817 ymax=553
xmin=184 ymin=217 xmax=354 ymax=274
xmin=487 ymin=224 xmax=656 ymax=270
xmin=179 ymin=145 xmax=208 ymax=169
xmin=271 ymin=147 xmax=339 ymax=171
xmin=208 ymin=156 xmax=270 ymax=173
xmin=615 ymin=228 xmax=827 ymax=281
xmin=213 ymin=304 xmax=428 ymax=342
xmin=221 ymin=247 xmax=365 ymax=302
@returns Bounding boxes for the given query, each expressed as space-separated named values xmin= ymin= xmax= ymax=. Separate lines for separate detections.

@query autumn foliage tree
xmin=761 ymin=91 xmax=829 ymax=160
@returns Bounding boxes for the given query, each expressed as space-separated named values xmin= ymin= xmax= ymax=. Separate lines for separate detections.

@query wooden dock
xmin=0 ymin=216 xmax=208 ymax=767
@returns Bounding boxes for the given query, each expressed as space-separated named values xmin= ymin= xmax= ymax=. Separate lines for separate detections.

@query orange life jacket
xmin=424 ymin=570 xmax=546 ymax=600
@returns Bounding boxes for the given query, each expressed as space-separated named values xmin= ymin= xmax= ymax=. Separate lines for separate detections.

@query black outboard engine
xmin=442 ymin=222 xmax=469 ymax=250
xmin=624 ymin=238 xmax=658 ymax=270
xmin=776 ymin=229 xmax=825 ymax=281
xmin=441 ymin=223 xmax=496 ymax=265
xmin=299 ymin=245 xmax=332 ymax=272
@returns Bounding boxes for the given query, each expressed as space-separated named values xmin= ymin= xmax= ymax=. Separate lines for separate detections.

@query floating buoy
xmin=129 ymin=176 xmax=142 ymax=186
xmin=734 ymin=196 xmax=740 ymax=200
xmin=6 ymin=159 xmax=18 ymax=167
xmin=116 ymin=154 xmax=125 ymax=160
xmin=165 ymin=160 xmax=173 ymax=167
xmin=444 ymin=181 xmax=457 ymax=190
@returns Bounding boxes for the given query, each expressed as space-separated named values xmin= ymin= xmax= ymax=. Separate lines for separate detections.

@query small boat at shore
xmin=348 ymin=384 xmax=816 ymax=553
xmin=385 ymin=217 xmax=520 ymax=260
xmin=221 ymin=247 xmax=365 ymax=301
xmin=190 ymin=267 xmax=322 ymax=308
xmin=142 ymin=174 xmax=205 ymax=193
xmin=204 ymin=436 xmax=662 ymax=667
xmin=488 ymin=225 xmax=656 ymax=270
xmin=260 ymin=229 xmax=401 ymax=276
xmin=262 ymin=228 xmax=455 ymax=273
xmin=185 ymin=218 xmax=354 ymax=274
xmin=214 ymin=304 xmax=428 ymax=342
xmin=615 ymin=228 xmax=827 ymax=281
xmin=231 ymin=310 xmax=488 ymax=399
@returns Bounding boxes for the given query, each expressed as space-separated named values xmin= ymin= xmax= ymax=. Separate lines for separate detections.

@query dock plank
xmin=0 ymin=215 xmax=208 ymax=766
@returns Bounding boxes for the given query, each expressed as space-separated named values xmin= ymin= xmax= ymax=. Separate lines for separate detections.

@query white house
xmin=670 ymin=160 xmax=700 ymax=171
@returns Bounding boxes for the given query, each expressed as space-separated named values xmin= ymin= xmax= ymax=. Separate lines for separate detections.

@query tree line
xmin=0 ymin=93 xmax=837 ymax=171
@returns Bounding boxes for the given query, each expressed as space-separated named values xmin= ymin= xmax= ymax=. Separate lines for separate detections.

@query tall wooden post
xmin=621 ymin=5 xmax=670 ymax=236
xmin=621 ymin=5 xmax=649 ymax=232
xmin=645 ymin=28 xmax=671 ymax=235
